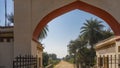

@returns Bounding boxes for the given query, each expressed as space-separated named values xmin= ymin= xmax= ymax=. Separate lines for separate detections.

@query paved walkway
xmin=54 ymin=60 xmax=74 ymax=68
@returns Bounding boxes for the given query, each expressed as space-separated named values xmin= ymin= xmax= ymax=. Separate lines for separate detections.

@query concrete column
xmin=115 ymin=40 xmax=120 ymax=68
xmin=14 ymin=0 xmax=32 ymax=57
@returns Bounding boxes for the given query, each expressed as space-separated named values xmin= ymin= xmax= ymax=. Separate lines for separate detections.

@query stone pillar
xmin=14 ymin=0 xmax=32 ymax=57
xmin=115 ymin=40 xmax=120 ymax=68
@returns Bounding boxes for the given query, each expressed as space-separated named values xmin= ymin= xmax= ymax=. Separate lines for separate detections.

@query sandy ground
xmin=54 ymin=60 xmax=75 ymax=68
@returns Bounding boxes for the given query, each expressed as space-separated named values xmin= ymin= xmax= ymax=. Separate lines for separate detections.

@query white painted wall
xmin=31 ymin=40 xmax=43 ymax=68
xmin=31 ymin=40 xmax=37 ymax=56
xmin=0 ymin=41 xmax=13 ymax=68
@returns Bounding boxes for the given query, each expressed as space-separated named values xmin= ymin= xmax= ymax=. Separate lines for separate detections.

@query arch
xmin=33 ymin=1 xmax=120 ymax=41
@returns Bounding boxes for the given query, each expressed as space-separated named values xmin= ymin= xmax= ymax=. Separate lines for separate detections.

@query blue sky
xmin=0 ymin=1 xmax=111 ymax=58
xmin=0 ymin=0 xmax=13 ymax=26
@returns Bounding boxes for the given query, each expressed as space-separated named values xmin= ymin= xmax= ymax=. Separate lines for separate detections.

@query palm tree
xmin=67 ymin=36 xmax=88 ymax=68
xmin=80 ymin=18 xmax=104 ymax=48
xmin=80 ymin=18 xmax=105 ymax=67
xmin=102 ymin=28 xmax=114 ymax=39
xmin=7 ymin=13 xmax=14 ymax=23
xmin=38 ymin=25 xmax=49 ymax=40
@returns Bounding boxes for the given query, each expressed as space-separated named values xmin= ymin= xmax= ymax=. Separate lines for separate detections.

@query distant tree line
xmin=42 ymin=52 xmax=60 ymax=67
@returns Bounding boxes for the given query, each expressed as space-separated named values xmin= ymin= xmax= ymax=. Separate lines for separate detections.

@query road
xmin=54 ymin=60 xmax=75 ymax=68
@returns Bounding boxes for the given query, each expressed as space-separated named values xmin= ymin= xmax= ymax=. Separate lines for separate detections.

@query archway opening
xmin=41 ymin=9 xmax=113 ymax=58
xmin=40 ymin=9 xmax=115 ymax=67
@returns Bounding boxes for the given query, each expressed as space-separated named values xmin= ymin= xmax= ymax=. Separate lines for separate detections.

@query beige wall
xmin=81 ymin=0 xmax=120 ymax=22
xmin=31 ymin=40 xmax=37 ymax=56
xmin=0 ymin=42 xmax=13 ymax=68
xmin=31 ymin=40 xmax=43 ymax=68
xmin=31 ymin=0 xmax=75 ymax=31
xmin=14 ymin=0 xmax=120 ymax=56
xmin=96 ymin=44 xmax=116 ymax=55
xmin=37 ymin=49 xmax=43 ymax=68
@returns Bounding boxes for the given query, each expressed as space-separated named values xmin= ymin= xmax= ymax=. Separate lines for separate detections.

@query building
xmin=95 ymin=36 xmax=120 ymax=68
xmin=0 ymin=26 xmax=14 ymax=42
xmin=32 ymin=39 xmax=44 ymax=68
xmin=0 ymin=26 xmax=14 ymax=68
xmin=0 ymin=26 xmax=43 ymax=68
xmin=37 ymin=43 xmax=44 ymax=68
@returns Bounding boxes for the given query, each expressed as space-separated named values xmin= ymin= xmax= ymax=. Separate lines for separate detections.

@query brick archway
xmin=33 ymin=1 xmax=120 ymax=41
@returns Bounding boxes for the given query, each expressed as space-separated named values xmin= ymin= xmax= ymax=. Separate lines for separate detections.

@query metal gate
xmin=13 ymin=55 xmax=37 ymax=68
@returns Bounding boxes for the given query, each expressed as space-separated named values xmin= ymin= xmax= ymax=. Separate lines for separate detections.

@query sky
xmin=0 ymin=0 xmax=13 ymax=26
xmin=0 ymin=0 xmax=111 ymax=58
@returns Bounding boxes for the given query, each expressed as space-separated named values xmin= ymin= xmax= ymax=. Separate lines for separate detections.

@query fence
xmin=97 ymin=55 xmax=120 ymax=68
xmin=13 ymin=55 xmax=37 ymax=68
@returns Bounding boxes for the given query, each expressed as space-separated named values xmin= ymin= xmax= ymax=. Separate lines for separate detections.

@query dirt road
xmin=54 ymin=60 xmax=74 ymax=68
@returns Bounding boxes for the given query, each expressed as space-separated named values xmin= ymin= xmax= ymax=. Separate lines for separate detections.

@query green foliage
xmin=63 ymin=55 xmax=75 ymax=63
xmin=42 ymin=52 xmax=49 ymax=67
xmin=80 ymin=18 xmax=105 ymax=47
xmin=101 ymin=29 xmax=114 ymax=39
xmin=48 ymin=53 xmax=60 ymax=66
xmin=80 ymin=18 xmax=113 ymax=47
xmin=67 ymin=18 xmax=113 ymax=68
xmin=49 ymin=53 xmax=57 ymax=60
xmin=7 ymin=13 xmax=14 ymax=23
xmin=51 ymin=59 xmax=60 ymax=66
xmin=38 ymin=25 xmax=49 ymax=40
xmin=43 ymin=52 xmax=60 ymax=67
